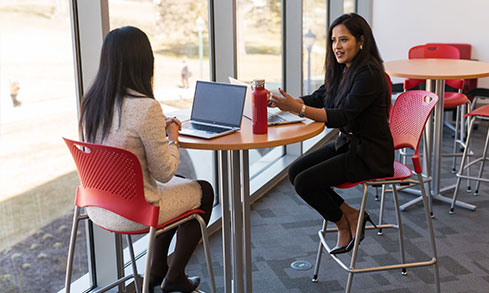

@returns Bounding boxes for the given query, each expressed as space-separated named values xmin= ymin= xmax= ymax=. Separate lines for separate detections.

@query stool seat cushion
xmin=371 ymin=160 xmax=412 ymax=182
xmin=444 ymin=92 xmax=469 ymax=108
xmin=336 ymin=161 xmax=412 ymax=189
xmin=87 ymin=176 xmax=202 ymax=233
xmin=466 ymin=104 xmax=489 ymax=118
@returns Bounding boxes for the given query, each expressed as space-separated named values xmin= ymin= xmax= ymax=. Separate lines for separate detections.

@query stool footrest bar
xmin=318 ymin=232 xmax=436 ymax=274
xmin=325 ymin=224 xmax=394 ymax=233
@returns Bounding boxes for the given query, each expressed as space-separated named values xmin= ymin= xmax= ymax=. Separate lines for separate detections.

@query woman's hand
xmin=165 ymin=117 xmax=182 ymax=130
xmin=265 ymin=89 xmax=277 ymax=108
xmin=165 ymin=117 xmax=181 ymax=141
xmin=269 ymin=88 xmax=302 ymax=113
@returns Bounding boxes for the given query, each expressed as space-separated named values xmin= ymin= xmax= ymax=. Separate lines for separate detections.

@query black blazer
xmin=301 ymin=64 xmax=394 ymax=182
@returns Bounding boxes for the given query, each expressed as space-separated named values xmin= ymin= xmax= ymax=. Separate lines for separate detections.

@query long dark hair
xmin=325 ymin=13 xmax=390 ymax=117
xmin=79 ymin=26 xmax=155 ymax=142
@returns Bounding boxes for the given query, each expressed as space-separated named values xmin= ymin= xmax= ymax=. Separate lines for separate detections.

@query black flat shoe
xmin=162 ymin=275 xmax=200 ymax=293
xmin=148 ymin=274 xmax=164 ymax=293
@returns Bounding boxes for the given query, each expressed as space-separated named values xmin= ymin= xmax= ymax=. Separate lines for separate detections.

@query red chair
xmin=63 ymin=138 xmax=216 ymax=293
xmin=404 ymin=44 xmax=471 ymax=172
xmin=312 ymin=91 xmax=440 ymax=293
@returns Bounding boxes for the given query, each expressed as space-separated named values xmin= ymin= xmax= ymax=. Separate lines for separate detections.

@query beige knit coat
xmin=87 ymin=92 xmax=202 ymax=232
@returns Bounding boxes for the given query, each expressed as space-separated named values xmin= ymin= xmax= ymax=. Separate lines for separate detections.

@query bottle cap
xmin=252 ymin=79 xmax=265 ymax=87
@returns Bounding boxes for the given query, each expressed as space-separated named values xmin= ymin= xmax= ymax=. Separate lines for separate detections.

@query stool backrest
xmin=389 ymin=90 xmax=438 ymax=151
xmin=63 ymin=137 xmax=159 ymax=227
xmin=409 ymin=44 xmax=460 ymax=59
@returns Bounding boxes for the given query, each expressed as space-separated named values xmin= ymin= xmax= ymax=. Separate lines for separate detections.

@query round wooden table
xmin=385 ymin=59 xmax=489 ymax=80
xmin=385 ymin=59 xmax=489 ymax=212
xmin=180 ymin=118 xmax=325 ymax=293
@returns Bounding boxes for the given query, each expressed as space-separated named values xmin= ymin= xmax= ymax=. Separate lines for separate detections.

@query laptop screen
xmin=190 ymin=81 xmax=247 ymax=128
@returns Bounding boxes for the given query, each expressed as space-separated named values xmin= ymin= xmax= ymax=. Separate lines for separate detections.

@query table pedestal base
xmin=399 ymin=185 xmax=476 ymax=212
xmin=219 ymin=150 xmax=252 ymax=293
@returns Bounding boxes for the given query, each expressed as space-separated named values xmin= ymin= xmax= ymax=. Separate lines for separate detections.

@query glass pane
xmin=109 ymin=0 xmax=210 ymax=107
xmin=237 ymin=0 xmax=284 ymax=173
xmin=249 ymin=147 xmax=285 ymax=179
xmin=237 ymin=0 xmax=282 ymax=91
xmin=344 ymin=0 xmax=356 ymax=13
xmin=303 ymin=1 xmax=328 ymax=150
xmin=0 ymin=1 xmax=82 ymax=292
xmin=303 ymin=0 xmax=327 ymax=95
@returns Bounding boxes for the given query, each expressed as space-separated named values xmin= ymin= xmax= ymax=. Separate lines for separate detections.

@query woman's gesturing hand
xmin=269 ymin=88 xmax=301 ymax=113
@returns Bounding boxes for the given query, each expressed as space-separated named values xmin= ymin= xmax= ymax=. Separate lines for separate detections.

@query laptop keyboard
xmin=184 ymin=122 xmax=230 ymax=133
xmin=268 ymin=114 xmax=286 ymax=123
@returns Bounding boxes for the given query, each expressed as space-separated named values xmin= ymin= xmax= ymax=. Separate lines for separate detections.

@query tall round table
xmin=385 ymin=59 xmax=489 ymax=211
xmin=180 ymin=118 xmax=325 ymax=292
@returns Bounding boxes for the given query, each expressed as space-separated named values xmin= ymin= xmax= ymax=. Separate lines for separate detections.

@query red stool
xmin=312 ymin=91 xmax=440 ymax=292
xmin=450 ymin=105 xmax=489 ymax=214
xmin=63 ymin=138 xmax=216 ymax=293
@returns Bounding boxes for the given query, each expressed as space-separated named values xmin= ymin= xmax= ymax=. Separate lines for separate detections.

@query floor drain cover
xmin=290 ymin=260 xmax=312 ymax=271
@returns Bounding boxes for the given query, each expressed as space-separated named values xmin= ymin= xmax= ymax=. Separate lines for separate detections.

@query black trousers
xmin=288 ymin=141 xmax=350 ymax=222
xmin=150 ymin=180 xmax=214 ymax=279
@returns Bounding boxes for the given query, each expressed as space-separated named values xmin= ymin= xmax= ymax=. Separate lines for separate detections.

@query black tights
xmin=150 ymin=180 xmax=214 ymax=281
xmin=289 ymin=142 xmax=349 ymax=222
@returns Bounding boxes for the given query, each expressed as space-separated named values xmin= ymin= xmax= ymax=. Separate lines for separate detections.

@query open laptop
xmin=229 ymin=77 xmax=305 ymax=126
xmin=180 ymin=80 xmax=247 ymax=139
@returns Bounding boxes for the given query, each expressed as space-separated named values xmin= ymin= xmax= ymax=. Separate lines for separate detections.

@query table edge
xmin=180 ymin=123 xmax=325 ymax=150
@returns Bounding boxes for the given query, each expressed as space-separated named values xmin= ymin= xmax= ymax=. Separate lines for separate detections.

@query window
xmin=236 ymin=0 xmax=285 ymax=177
xmin=303 ymin=0 xmax=327 ymax=96
xmin=0 ymin=1 xmax=81 ymax=291
xmin=237 ymin=0 xmax=282 ymax=92
xmin=344 ymin=0 xmax=356 ymax=13
xmin=302 ymin=0 xmax=328 ymax=150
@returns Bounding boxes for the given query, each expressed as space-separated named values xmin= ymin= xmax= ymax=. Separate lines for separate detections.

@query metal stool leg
xmin=126 ymin=235 xmax=142 ymax=293
xmin=312 ymin=220 xmax=327 ymax=283
xmin=65 ymin=206 xmax=82 ymax=293
xmin=377 ymin=184 xmax=387 ymax=236
xmin=197 ymin=214 xmax=217 ymax=293
xmin=451 ymin=117 xmax=476 ymax=214
xmin=346 ymin=184 xmax=369 ymax=293
xmin=422 ymin=128 xmax=434 ymax=216
xmin=417 ymin=172 xmax=440 ymax=292
xmin=143 ymin=228 xmax=157 ymax=293
xmin=452 ymin=105 xmax=462 ymax=172
xmin=392 ymin=184 xmax=407 ymax=275
xmin=464 ymin=104 xmax=472 ymax=192
xmin=473 ymin=120 xmax=489 ymax=195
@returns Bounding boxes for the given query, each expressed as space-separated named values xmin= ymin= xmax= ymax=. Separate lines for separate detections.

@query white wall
xmin=371 ymin=0 xmax=489 ymax=87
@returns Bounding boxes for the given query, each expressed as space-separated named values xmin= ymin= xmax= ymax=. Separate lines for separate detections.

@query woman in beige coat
xmin=79 ymin=26 xmax=212 ymax=293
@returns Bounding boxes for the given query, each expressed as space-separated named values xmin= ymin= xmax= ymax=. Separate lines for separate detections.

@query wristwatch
xmin=299 ymin=104 xmax=307 ymax=118
xmin=169 ymin=140 xmax=180 ymax=148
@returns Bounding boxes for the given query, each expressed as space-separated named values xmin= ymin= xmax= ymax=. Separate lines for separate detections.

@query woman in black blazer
xmin=270 ymin=13 xmax=394 ymax=254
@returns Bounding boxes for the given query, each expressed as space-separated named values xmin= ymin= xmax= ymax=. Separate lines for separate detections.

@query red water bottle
xmin=252 ymin=79 xmax=268 ymax=134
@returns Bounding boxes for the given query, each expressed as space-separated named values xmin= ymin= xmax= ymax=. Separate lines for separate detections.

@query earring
xmin=360 ymin=45 xmax=363 ymax=50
